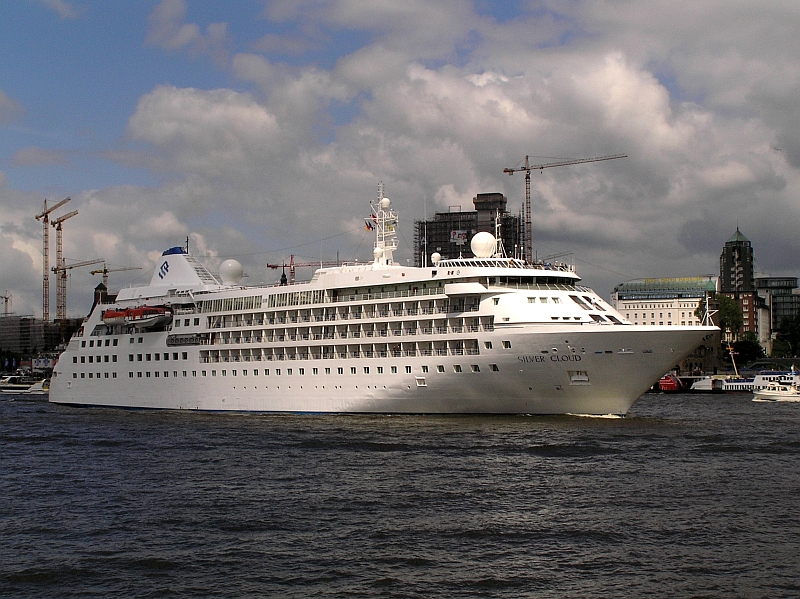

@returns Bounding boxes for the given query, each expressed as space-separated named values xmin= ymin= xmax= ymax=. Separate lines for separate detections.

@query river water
xmin=2 ymin=392 xmax=799 ymax=598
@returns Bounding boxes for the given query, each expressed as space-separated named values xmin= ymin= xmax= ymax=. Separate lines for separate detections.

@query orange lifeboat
xmin=102 ymin=306 xmax=172 ymax=327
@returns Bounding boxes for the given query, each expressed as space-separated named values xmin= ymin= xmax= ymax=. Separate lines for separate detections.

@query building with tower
xmin=719 ymin=228 xmax=762 ymax=340
xmin=413 ymin=193 xmax=522 ymax=266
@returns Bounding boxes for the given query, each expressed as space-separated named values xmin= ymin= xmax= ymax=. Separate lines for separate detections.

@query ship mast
xmin=371 ymin=182 xmax=398 ymax=266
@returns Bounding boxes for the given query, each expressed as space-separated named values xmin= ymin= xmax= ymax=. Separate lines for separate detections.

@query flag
xmin=365 ymin=219 xmax=375 ymax=231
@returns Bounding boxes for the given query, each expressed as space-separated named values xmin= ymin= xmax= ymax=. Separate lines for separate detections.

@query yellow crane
xmin=503 ymin=154 xmax=626 ymax=263
xmin=90 ymin=264 xmax=142 ymax=287
xmin=34 ymin=197 xmax=70 ymax=321
xmin=51 ymin=210 xmax=79 ymax=323
xmin=51 ymin=258 xmax=103 ymax=321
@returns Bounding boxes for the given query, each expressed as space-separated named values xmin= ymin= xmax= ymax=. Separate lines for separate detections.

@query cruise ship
xmin=49 ymin=189 xmax=718 ymax=415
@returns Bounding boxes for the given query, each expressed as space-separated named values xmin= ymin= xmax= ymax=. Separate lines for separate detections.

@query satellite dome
xmin=373 ymin=247 xmax=384 ymax=260
xmin=380 ymin=197 xmax=391 ymax=209
xmin=219 ymin=259 xmax=243 ymax=286
xmin=431 ymin=252 xmax=441 ymax=264
xmin=470 ymin=232 xmax=496 ymax=258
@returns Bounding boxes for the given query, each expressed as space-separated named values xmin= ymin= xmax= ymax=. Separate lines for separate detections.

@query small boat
xmin=655 ymin=373 xmax=684 ymax=392
xmin=689 ymin=376 xmax=725 ymax=392
xmin=102 ymin=306 xmax=172 ymax=328
xmin=752 ymin=382 xmax=800 ymax=402
xmin=0 ymin=377 xmax=48 ymax=394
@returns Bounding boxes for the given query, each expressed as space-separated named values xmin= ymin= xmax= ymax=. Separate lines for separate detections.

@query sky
xmin=3 ymin=0 xmax=800 ymax=319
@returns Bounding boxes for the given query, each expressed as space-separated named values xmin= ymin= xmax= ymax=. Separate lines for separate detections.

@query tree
xmin=733 ymin=331 xmax=764 ymax=364
xmin=717 ymin=295 xmax=743 ymax=340
xmin=777 ymin=314 xmax=800 ymax=356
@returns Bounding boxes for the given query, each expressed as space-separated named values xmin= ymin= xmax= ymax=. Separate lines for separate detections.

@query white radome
xmin=470 ymin=232 xmax=496 ymax=258
xmin=219 ymin=259 xmax=243 ymax=286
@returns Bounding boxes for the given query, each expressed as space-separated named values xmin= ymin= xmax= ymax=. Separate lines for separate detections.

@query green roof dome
xmin=727 ymin=227 xmax=749 ymax=243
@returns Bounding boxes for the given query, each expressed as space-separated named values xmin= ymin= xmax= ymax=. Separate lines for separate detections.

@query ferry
xmin=48 ymin=188 xmax=718 ymax=415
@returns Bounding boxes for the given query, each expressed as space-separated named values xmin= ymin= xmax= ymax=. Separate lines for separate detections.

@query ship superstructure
xmin=49 ymin=188 xmax=718 ymax=414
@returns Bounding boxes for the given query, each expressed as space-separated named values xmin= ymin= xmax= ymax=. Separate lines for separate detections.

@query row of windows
xmin=81 ymin=338 xmax=119 ymax=348
xmin=73 ymin=355 xmax=118 ymax=364
xmin=128 ymin=352 xmax=188 ymax=362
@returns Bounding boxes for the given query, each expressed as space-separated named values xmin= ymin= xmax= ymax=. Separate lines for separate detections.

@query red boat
xmin=656 ymin=373 xmax=684 ymax=392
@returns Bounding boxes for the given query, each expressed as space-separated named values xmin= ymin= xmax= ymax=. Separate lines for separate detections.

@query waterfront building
xmin=413 ymin=193 xmax=522 ymax=266
xmin=719 ymin=228 xmax=761 ymax=339
xmin=610 ymin=277 xmax=717 ymax=326
xmin=0 ymin=315 xmax=82 ymax=363
xmin=610 ymin=277 xmax=720 ymax=372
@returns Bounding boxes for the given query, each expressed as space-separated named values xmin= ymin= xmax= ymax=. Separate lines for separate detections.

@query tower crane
xmin=503 ymin=154 xmax=626 ymax=263
xmin=0 ymin=291 xmax=11 ymax=316
xmin=34 ymin=197 xmax=70 ymax=321
xmin=51 ymin=210 xmax=79 ymax=323
xmin=90 ymin=264 xmax=143 ymax=287
xmin=266 ymin=254 xmax=341 ymax=285
xmin=51 ymin=258 xmax=103 ymax=321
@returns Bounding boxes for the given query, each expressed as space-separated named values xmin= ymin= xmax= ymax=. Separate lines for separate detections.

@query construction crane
xmin=503 ymin=154 xmax=626 ymax=263
xmin=51 ymin=258 xmax=103 ymax=321
xmin=266 ymin=254 xmax=341 ymax=285
xmin=51 ymin=209 xmax=79 ymax=323
xmin=0 ymin=291 xmax=10 ymax=316
xmin=34 ymin=197 xmax=70 ymax=321
xmin=90 ymin=264 xmax=143 ymax=287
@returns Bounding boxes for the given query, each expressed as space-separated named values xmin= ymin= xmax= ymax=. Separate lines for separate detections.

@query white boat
xmin=48 ymin=188 xmax=718 ymax=415
xmin=1 ymin=377 xmax=48 ymax=394
xmin=753 ymin=382 xmax=800 ymax=402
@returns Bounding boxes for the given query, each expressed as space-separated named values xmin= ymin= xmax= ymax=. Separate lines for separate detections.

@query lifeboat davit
xmin=102 ymin=306 xmax=172 ymax=328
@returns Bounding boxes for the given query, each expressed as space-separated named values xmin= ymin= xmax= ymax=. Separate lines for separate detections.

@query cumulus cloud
xmin=145 ymin=0 xmax=229 ymax=66
xmin=7 ymin=2 xmax=800 ymax=317
xmin=0 ymin=90 xmax=25 ymax=125
xmin=38 ymin=0 xmax=81 ymax=20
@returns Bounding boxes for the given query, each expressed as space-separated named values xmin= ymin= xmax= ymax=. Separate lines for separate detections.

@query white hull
xmin=50 ymin=324 xmax=713 ymax=415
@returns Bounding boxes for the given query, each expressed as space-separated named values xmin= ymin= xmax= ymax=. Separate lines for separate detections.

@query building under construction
xmin=413 ymin=193 xmax=522 ymax=266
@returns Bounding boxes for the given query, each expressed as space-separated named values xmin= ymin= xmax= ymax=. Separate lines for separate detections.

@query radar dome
xmin=470 ymin=232 xmax=496 ymax=258
xmin=431 ymin=252 xmax=441 ymax=264
xmin=219 ymin=259 xmax=243 ymax=286
xmin=373 ymin=247 xmax=384 ymax=260
xmin=380 ymin=197 xmax=391 ymax=209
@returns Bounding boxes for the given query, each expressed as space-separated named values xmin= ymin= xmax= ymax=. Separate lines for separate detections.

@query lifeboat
xmin=102 ymin=306 xmax=172 ymax=328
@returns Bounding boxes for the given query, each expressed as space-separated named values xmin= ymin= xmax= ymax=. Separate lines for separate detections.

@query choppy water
xmin=2 ymin=393 xmax=800 ymax=598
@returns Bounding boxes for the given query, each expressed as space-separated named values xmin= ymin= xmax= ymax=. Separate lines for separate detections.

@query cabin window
xmin=351 ymin=367 xmax=357 ymax=374
xmin=182 ymin=352 xmax=187 ymax=360
xmin=490 ymin=364 xmax=499 ymax=371
xmin=146 ymin=354 xmax=151 ymax=361
xmin=437 ymin=365 xmax=445 ymax=373
xmin=502 ymin=341 xmax=511 ymax=349
xmin=113 ymin=339 xmax=118 ymax=346
xmin=484 ymin=341 xmax=492 ymax=349
xmin=453 ymin=365 xmax=462 ymax=373
xmin=377 ymin=367 xmax=383 ymax=374
xmin=73 ymin=356 xmax=77 ymax=363
xmin=421 ymin=366 xmax=428 ymax=373
xmin=338 ymin=368 xmax=344 ymax=374
xmin=391 ymin=366 xmax=398 ymax=374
